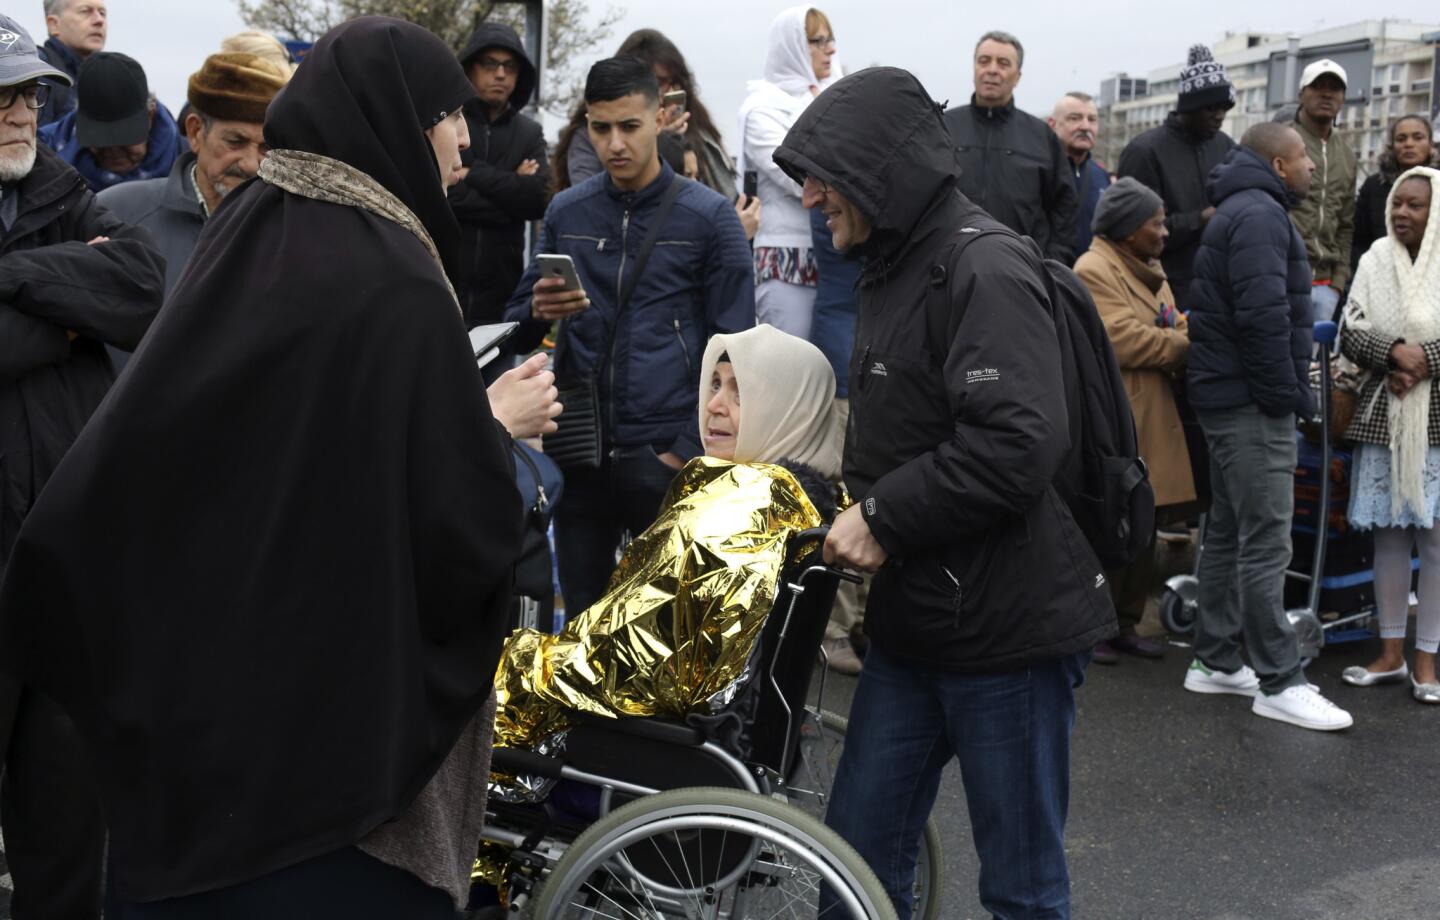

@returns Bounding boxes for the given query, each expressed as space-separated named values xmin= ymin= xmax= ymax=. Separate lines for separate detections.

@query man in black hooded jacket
xmin=776 ymin=66 xmax=1113 ymax=919
xmin=449 ymin=22 xmax=549 ymax=331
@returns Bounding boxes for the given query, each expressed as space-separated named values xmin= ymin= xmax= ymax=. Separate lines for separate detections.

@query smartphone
xmin=468 ymin=322 xmax=519 ymax=368
xmin=536 ymin=254 xmax=583 ymax=292
xmin=743 ymin=170 xmax=758 ymax=201
xmin=662 ymin=89 xmax=687 ymax=115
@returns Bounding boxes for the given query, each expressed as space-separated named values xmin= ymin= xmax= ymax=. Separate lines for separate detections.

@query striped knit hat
xmin=1176 ymin=44 xmax=1234 ymax=113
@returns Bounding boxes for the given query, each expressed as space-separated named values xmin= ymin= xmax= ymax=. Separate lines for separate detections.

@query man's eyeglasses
xmin=807 ymin=35 xmax=836 ymax=49
xmin=0 ymin=83 xmax=50 ymax=111
xmin=800 ymin=173 xmax=831 ymax=195
xmin=476 ymin=58 xmax=518 ymax=74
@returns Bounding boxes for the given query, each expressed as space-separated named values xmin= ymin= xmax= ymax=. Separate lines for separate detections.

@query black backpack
xmin=926 ymin=226 xmax=1156 ymax=568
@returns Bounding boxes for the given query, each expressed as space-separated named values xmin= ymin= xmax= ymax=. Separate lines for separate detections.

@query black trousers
xmin=106 ymin=847 xmax=459 ymax=919
xmin=0 ymin=676 xmax=105 ymax=920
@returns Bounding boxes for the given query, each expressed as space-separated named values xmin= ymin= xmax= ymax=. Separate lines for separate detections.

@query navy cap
xmin=0 ymin=14 xmax=74 ymax=88
xmin=76 ymin=52 xmax=150 ymax=148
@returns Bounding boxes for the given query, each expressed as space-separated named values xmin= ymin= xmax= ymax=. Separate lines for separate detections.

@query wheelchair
xmin=480 ymin=527 xmax=941 ymax=919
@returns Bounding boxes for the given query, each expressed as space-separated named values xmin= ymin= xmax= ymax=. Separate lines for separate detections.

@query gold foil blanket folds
xmin=493 ymin=458 xmax=822 ymax=756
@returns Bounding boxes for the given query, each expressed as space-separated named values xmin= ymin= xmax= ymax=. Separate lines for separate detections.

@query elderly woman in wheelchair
xmin=474 ymin=326 xmax=931 ymax=919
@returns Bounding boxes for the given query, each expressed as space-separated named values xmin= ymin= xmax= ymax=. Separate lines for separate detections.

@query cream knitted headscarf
xmin=696 ymin=324 xmax=842 ymax=481
xmin=1347 ymin=165 xmax=1440 ymax=521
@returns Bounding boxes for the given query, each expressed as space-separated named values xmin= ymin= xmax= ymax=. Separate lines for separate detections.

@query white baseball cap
xmin=1300 ymin=59 xmax=1347 ymax=90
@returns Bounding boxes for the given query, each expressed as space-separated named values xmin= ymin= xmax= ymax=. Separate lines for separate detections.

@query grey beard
xmin=0 ymin=143 xmax=37 ymax=183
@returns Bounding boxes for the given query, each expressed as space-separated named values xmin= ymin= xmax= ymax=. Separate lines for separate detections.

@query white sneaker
xmin=1252 ymin=685 xmax=1354 ymax=731
xmin=1183 ymin=659 xmax=1260 ymax=697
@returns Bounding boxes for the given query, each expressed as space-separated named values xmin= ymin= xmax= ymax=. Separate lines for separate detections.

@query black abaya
xmin=0 ymin=17 xmax=522 ymax=901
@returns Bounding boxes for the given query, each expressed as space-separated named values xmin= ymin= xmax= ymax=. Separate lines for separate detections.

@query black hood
xmin=775 ymin=67 xmax=959 ymax=253
xmin=1207 ymin=145 xmax=1301 ymax=211
xmin=458 ymin=22 xmax=536 ymax=111
xmin=265 ymin=16 xmax=475 ymax=280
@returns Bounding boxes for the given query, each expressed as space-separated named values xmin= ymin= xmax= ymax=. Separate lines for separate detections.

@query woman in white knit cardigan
xmin=1338 ymin=165 xmax=1440 ymax=703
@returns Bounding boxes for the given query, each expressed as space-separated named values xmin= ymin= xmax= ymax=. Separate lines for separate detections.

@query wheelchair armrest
xmin=573 ymin=711 xmax=705 ymax=747
xmin=492 ymin=746 xmax=566 ymax=780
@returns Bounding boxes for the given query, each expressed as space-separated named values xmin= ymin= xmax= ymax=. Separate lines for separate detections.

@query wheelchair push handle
xmin=792 ymin=527 xmax=864 ymax=584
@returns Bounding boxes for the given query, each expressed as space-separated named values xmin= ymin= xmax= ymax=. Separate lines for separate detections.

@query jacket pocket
xmin=559 ymin=233 xmax=610 ymax=251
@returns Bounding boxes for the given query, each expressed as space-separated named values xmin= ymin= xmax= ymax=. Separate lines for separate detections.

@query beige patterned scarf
xmin=257 ymin=148 xmax=460 ymax=314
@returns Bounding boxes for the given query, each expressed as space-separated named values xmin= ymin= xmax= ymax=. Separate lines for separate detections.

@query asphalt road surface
xmin=3 ymin=621 xmax=1435 ymax=918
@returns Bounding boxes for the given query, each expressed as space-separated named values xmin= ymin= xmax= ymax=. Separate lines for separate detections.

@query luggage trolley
xmin=1160 ymin=320 xmax=1355 ymax=659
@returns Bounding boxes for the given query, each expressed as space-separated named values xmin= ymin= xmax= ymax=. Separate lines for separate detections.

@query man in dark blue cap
xmin=39 ymin=50 xmax=181 ymax=192
xmin=0 ymin=13 xmax=164 ymax=919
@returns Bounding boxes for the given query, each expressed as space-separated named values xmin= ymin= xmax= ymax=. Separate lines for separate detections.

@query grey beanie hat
xmin=1092 ymin=177 xmax=1163 ymax=242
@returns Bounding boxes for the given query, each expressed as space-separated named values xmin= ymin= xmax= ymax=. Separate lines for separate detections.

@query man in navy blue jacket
xmin=1184 ymin=123 xmax=1352 ymax=731
xmin=504 ymin=56 xmax=753 ymax=616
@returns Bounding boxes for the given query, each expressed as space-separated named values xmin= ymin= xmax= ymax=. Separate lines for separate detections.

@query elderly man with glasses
xmin=0 ymin=14 xmax=163 ymax=920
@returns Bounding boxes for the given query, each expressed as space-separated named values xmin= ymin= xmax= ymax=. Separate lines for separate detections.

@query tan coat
xmin=1076 ymin=237 xmax=1196 ymax=508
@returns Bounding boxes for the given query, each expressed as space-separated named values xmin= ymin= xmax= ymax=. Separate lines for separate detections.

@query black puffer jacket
xmin=448 ymin=23 xmax=550 ymax=327
xmin=776 ymin=68 xmax=1114 ymax=673
xmin=1187 ymin=146 xmax=1315 ymax=419
xmin=0 ymin=147 xmax=165 ymax=564
xmin=1117 ymin=114 xmax=1235 ymax=308
xmin=942 ymin=97 xmax=1078 ymax=264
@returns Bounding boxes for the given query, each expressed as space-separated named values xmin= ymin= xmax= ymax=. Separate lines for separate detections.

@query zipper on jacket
xmin=673 ymin=317 xmax=692 ymax=376
xmin=941 ymin=564 xmax=963 ymax=626
xmin=858 ymin=345 xmax=871 ymax=390
xmin=512 ymin=443 xmax=549 ymax=513
xmin=559 ymin=233 xmax=607 ymax=251
xmin=1318 ymin=139 xmax=1329 ymax=263
xmin=606 ymin=208 xmax=632 ymax=459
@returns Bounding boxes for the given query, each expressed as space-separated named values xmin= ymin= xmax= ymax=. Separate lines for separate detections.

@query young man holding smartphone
xmin=503 ymin=56 xmax=754 ymax=617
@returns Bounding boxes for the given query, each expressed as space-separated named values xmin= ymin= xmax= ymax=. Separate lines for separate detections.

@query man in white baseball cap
xmin=1287 ymin=58 xmax=1357 ymax=324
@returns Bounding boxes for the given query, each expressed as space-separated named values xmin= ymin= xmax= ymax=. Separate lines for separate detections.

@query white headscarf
xmin=1346 ymin=165 xmax=1440 ymax=521
xmin=735 ymin=5 xmax=843 ymax=175
xmin=697 ymin=324 xmax=841 ymax=481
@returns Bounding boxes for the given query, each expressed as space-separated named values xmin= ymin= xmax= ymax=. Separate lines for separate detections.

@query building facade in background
xmin=1097 ymin=20 xmax=1440 ymax=176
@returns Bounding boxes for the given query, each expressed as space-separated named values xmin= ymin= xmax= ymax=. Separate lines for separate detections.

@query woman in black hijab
xmin=0 ymin=17 xmax=522 ymax=915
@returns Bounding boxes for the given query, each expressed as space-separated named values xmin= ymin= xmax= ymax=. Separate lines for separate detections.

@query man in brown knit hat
xmin=99 ymin=52 xmax=288 ymax=298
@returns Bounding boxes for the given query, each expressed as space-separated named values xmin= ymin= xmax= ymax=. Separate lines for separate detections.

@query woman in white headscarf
xmin=738 ymin=6 xmax=840 ymax=342
xmin=699 ymin=323 xmax=841 ymax=494
xmin=492 ymin=326 xmax=842 ymax=755
xmin=1339 ymin=166 xmax=1440 ymax=704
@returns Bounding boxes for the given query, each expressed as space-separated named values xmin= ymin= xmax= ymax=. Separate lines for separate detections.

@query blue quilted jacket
xmin=504 ymin=162 xmax=754 ymax=456
xmin=1186 ymin=146 xmax=1316 ymax=418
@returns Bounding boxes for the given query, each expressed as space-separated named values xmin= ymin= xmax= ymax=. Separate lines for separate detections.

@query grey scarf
xmin=258 ymin=149 xmax=460 ymax=313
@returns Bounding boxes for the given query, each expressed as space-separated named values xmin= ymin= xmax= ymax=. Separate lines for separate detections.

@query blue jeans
xmin=553 ymin=445 xmax=678 ymax=617
xmin=822 ymin=647 xmax=1089 ymax=920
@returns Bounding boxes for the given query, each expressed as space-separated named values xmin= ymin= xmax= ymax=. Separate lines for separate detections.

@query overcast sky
xmin=21 ymin=1 xmax=1439 ymax=151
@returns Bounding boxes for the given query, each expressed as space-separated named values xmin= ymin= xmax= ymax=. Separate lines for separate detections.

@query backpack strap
xmin=924 ymin=226 xmax=1014 ymax=360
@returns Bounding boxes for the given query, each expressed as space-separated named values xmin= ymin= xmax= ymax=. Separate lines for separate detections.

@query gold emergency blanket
xmin=494 ymin=457 xmax=822 ymax=754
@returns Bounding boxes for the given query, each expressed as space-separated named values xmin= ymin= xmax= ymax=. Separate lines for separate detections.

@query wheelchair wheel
xmin=788 ymin=709 xmax=944 ymax=920
xmin=526 ymin=786 xmax=898 ymax=919
xmin=1159 ymin=587 xmax=1196 ymax=636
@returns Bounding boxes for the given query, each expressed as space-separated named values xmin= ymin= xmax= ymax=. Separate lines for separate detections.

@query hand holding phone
xmin=743 ymin=170 xmax=758 ymax=201
xmin=532 ymin=254 xmax=589 ymax=322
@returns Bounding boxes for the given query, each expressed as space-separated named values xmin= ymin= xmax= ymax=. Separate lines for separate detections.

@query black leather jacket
xmin=943 ymin=96 xmax=1079 ymax=264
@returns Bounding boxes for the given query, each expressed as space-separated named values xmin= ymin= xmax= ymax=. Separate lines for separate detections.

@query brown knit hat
xmin=187 ymin=52 xmax=288 ymax=124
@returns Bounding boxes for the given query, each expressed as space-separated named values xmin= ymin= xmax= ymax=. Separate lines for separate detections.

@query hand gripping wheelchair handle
xmin=792 ymin=527 xmax=864 ymax=584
